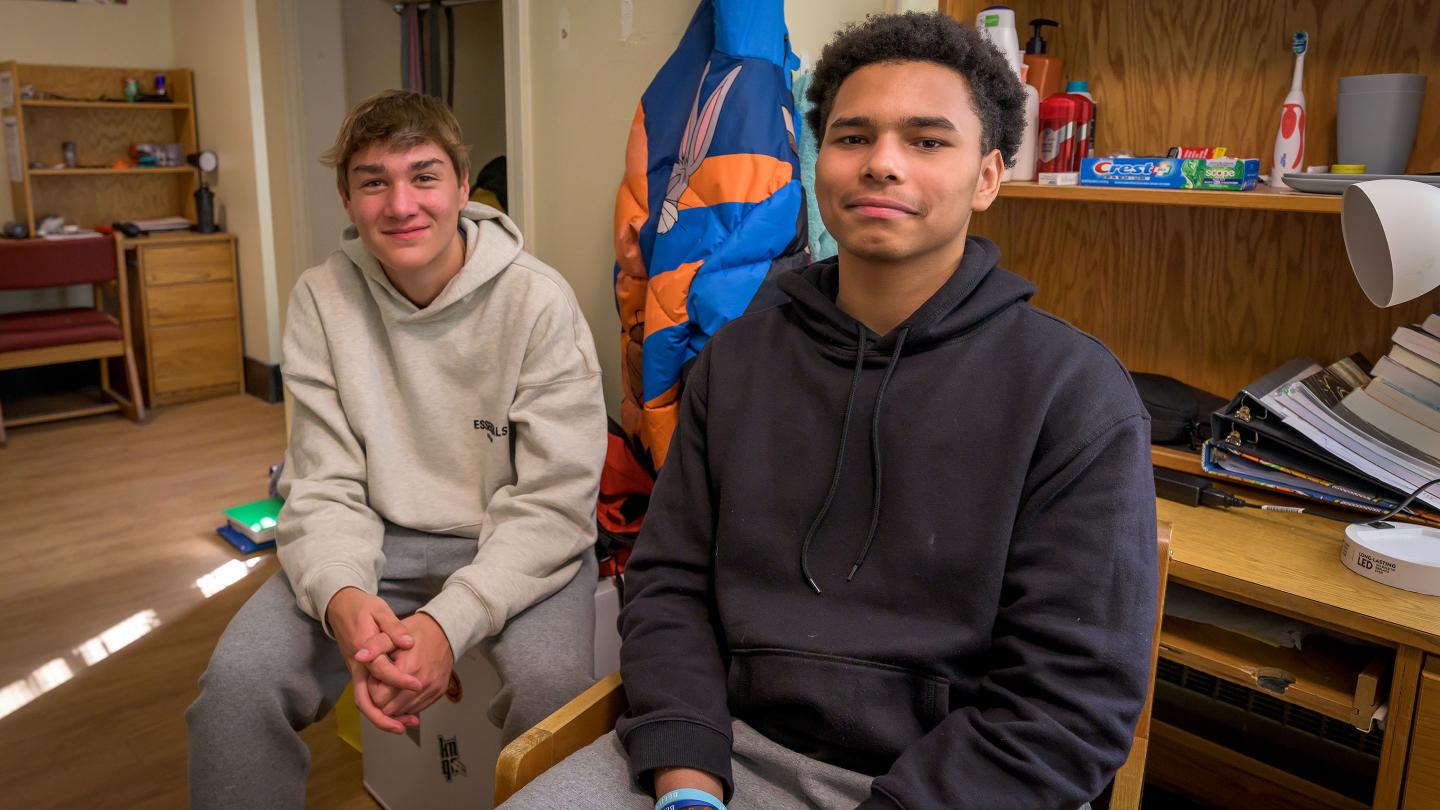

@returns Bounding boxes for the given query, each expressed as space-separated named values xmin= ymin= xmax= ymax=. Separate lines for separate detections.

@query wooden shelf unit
xmin=1 ymin=62 xmax=199 ymax=234
xmin=17 ymin=99 xmax=191 ymax=111
xmin=28 ymin=167 xmax=193 ymax=177
xmin=996 ymin=182 xmax=1343 ymax=214
xmin=942 ymin=0 xmax=1440 ymax=401
xmin=940 ymin=2 xmax=1440 ymax=808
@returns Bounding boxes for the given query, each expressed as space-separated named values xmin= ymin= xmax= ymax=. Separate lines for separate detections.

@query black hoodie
xmin=616 ymin=237 xmax=1158 ymax=809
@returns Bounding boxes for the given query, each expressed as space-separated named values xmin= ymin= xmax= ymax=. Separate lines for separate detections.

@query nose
xmin=383 ymin=182 xmax=420 ymax=220
xmin=862 ymin=133 xmax=904 ymax=183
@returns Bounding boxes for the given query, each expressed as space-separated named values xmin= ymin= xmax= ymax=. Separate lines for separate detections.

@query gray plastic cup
xmin=1337 ymin=73 xmax=1427 ymax=175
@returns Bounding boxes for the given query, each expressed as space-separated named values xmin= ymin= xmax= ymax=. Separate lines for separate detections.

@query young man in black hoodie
xmin=502 ymin=12 xmax=1157 ymax=810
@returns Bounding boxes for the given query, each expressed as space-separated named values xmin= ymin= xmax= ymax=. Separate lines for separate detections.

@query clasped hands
xmin=326 ymin=586 xmax=454 ymax=734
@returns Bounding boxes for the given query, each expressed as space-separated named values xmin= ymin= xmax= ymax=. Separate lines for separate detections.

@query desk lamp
xmin=187 ymin=150 xmax=219 ymax=233
xmin=1339 ymin=179 xmax=1440 ymax=595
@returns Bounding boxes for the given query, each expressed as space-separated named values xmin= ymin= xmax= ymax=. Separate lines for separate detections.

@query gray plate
xmin=1280 ymin=172 xmax=1440 ymax=195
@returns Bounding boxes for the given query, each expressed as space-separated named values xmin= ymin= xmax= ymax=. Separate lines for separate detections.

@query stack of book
xmin=1203 ymin=316 xmax=1440 ymax=525
xmin=217 ymin=495 xmax=283 ymax=553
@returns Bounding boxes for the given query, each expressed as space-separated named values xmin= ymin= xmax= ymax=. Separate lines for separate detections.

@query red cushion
xmin=0 ymin=308 xmax=123 ymax=353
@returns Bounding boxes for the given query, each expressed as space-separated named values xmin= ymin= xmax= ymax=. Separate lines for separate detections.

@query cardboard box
xmin=362 ymin=577 xmax=623 ymax=810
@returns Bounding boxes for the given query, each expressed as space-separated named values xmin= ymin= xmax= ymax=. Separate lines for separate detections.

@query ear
xmin=340 ymin=188 xmax=355 ymax=221
xmin=970 ymin=149 xmax=1005 ymax=213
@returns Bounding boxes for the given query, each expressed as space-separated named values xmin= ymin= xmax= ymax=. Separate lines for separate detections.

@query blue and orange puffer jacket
xmin=613 ymin=0 xmax=807 ymax=470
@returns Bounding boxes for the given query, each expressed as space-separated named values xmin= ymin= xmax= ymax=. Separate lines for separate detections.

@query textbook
xmin=215 ymin=524 xmax=275 ymax=555
xmin=222 ymin=496 xmax=283 ymax=544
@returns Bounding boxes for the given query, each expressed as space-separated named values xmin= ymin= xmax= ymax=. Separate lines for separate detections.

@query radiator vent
xmin=1156 ymin=657 xmax=1384 ymax=758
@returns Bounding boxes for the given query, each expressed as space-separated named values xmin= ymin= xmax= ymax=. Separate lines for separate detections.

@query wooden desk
xmin=1153 ymin=500 xmax=1440 ymax=810
xmin=117 ymin=231 xmax=244 ymax=407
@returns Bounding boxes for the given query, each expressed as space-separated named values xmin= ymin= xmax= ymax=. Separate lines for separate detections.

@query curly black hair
xmin=805 ymin=12 xmax=1027 ymax=167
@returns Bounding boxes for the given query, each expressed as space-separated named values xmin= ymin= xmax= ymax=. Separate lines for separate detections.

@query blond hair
xmin=322 ymin=90 xmax=470 ymax=198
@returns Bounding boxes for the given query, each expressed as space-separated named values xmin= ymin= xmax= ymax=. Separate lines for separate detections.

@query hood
xmin=775 ymin=236 xmax=1036 ymax=593
xmin=340 ymin=202 xmax=524 ymax=324
xmin=776 ymin=235 xmax=1034 ymax=357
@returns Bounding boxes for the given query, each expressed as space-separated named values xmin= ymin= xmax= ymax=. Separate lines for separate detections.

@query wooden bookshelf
xmin=15 ymin=99 xmax=191 ymax=111
xmin=1 ymin=62 xmax=199 ymax=234
xmin=943 ymin=0 xmax=1440 ymax=403
xmin=28 ymin=167 xmax=193 ymax=177
xmin=997 ymin=182 xmax=1343 ymax=214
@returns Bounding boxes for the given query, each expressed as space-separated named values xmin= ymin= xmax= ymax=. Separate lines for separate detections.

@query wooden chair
xmin=495 ymin=523 xmax=1174 ymax=809
xmin=0 ymin=235 xmax=145 ymax=444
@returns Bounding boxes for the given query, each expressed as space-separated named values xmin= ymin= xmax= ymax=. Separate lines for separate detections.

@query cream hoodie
xmin=277 ymin=203 xmax=606 ymax=659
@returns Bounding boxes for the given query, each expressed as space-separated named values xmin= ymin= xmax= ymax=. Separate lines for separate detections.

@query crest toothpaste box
xmin=1080 ymin=157 xmax=1190 ymax=187
xmin=1079 ymin=157 xmax=1260 ymax=190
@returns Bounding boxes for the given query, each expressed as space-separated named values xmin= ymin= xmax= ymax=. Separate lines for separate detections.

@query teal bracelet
xmin=655 ymin=787 xmax=726 ymax=810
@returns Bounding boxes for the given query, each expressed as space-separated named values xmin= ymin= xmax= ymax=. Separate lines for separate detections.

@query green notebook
xmin=223 ymin=496 xmax=284 ymax=543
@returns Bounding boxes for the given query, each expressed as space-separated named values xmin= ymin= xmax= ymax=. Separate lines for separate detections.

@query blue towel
xmin=792 ymin=71 xmax=837 ymax=262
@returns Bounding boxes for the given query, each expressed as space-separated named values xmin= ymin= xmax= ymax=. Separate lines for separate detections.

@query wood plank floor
xmin=0 ymin=396 xmax=374 ymax=809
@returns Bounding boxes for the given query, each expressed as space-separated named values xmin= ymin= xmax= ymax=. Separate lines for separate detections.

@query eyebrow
xmin=904 ymin=116 xmax=958 ymax=131
xmin=827 ymin=115 xmax=959 ymax=131
xmin=350 ymin=158 xmax=445 ymax=175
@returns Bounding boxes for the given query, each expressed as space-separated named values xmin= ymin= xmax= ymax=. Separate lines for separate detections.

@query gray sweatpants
xmin=499 ymin=719 xmax=1096 ymax=809
xmin=499 ymin=719 xmax=873 ymax=809
xmin=186 ymin=523 xmax=598 ymax=810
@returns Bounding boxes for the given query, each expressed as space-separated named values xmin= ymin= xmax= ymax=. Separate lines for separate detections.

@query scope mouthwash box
xmin=1079 ymin=157 xmax=1260 ymax=190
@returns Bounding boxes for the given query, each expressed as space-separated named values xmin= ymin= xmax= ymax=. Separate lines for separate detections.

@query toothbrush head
xmin=1292 ymin=31 xmax=1309 ymax=54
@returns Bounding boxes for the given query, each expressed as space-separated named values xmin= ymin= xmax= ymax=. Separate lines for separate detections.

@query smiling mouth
xmin=846 ymin=197 xmax=919 ymax=218
xmin=382 ymin=225 xmax=430 ymax=240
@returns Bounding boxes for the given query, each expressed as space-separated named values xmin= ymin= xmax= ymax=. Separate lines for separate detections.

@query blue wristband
xmin=656 ymin=787 xmax=726 ymax=810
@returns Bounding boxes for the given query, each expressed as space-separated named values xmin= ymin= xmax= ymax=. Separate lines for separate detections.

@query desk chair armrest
xmin=494 ymin=671 xmax=628 ymax=805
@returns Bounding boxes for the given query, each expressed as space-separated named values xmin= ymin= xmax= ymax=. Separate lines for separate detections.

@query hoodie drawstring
xmin=800 ymin=324 xmax=910 ymax=593
xmin=800 ymin=323 xmax=868 ymax=594
xmin=849 ymin=326 xmax=908 ymax=581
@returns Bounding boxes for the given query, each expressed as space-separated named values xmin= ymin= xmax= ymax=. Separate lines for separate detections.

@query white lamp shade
xmin=1342 ymin=179 xmax=1440 ymax=307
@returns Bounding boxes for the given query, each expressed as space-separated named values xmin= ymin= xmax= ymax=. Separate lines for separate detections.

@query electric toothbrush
xmin=1268 ymin=32 xmax=1308 ymax=189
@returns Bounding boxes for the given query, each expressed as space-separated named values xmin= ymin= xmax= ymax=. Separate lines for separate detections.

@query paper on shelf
xmin=132 ymin=215 xmax=193 ymax=232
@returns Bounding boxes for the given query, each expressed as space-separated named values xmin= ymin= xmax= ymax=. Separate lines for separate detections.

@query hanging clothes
xmin=400 ymin=2 xmax=455 ymax=104
xmin=401 ymin=3 xmax=424 ymax=93
xmin=611 ymin=0 xmax=807 ymax=472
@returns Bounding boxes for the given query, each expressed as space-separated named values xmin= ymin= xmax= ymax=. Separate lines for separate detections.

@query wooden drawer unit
xmin=146 ymin=281 xmax=238 ymax=327
xmin=150 ymin=321 xmax=242 ymax=401
xmin=141 ymin=242 xmax=234 ymax=286
xmin=1403 ymin=658 xmax=1440 ymax=810
xmin=126 ymin=233 xmax=244 ymax=406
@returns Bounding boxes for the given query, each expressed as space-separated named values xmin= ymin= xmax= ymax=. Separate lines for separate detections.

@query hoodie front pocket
xmin=726 ymin=647 xmax=951 ymax=775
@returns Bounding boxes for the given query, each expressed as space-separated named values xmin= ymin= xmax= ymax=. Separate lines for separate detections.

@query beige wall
xmin=294 ymin=0 xmax=350 ymax=272
xmin=173 ymin=0 xmax=283 ymax=364
xmin=341 ymin=0 xmax=398 ymax=105
xmin=0 ymin=0 xmax=174 ymax=225
xmin=453 ymin=1 xmax=507 ymax=172
xmin=524 ymin=0 xmax=890 ymax=417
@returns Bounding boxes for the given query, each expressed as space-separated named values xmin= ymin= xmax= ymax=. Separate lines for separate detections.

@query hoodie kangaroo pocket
xmin=726 ymin=647 xmax=951 ymax=775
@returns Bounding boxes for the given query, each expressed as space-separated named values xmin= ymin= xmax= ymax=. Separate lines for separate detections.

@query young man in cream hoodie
xmin=186 ymin=91 xmax=608 ymax=808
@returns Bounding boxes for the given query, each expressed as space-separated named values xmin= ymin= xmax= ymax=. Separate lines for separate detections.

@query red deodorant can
xmin=1037 ymin=93 xmax=1094 ymax=184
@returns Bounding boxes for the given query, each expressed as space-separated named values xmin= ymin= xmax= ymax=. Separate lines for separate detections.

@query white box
xmin=363 ymin=578 xmax=622 ymax=809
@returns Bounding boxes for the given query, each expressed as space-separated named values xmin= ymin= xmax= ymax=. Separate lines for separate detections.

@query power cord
xmin=1154 ymin=467 xmax=1440 ymax=526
